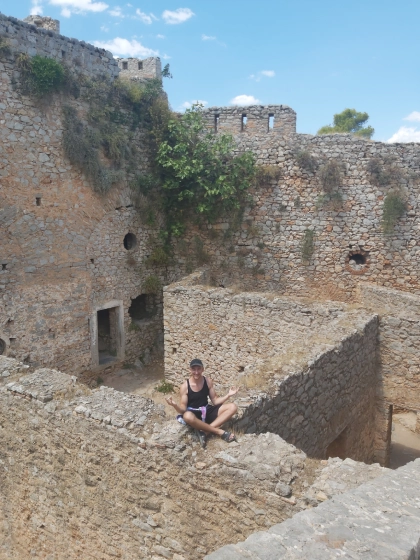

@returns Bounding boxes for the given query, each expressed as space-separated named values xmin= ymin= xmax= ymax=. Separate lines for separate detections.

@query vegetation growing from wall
xmin=382 ymin=191 xmax=406 ymax=234
xmin=134 ymin=104 xmax=257 ymax=239
xmin=367 ymin=157 xmax=404 ymax=188
xmin=301 ymin=229 xmax=315 ymax=262
xmin=318 ymin=160 xmax=344 ymax=192
xmin=16 ymin=54 xmax=66 ymax=97
xmin=318 ymin=108 xmax=374 ymax=139
xmin=296 ymin=151 xmax=318 ymax=173
xmin=0 ymin=36 xmax=11 ymax=55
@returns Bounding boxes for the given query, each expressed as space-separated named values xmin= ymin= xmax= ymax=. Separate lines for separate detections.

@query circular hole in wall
xmin=124 ymin=233 xmax=137 ymax=251
xmin=346 ymin=251 xmax=369 ymax=274
xmin=0 ymin=339 xmax=6 ymax=355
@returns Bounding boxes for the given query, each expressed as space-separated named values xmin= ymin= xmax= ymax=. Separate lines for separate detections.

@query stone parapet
xmin=206 ymin=458 xmax=420 ymax=560
xmin=0 ymin=12 xmax=118 ymax=79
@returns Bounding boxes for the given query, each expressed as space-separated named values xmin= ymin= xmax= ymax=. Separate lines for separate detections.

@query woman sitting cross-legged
xmin=165 ymin=358 xmax=238 ymax=444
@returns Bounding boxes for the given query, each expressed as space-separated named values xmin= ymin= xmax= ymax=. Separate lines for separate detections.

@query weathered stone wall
xmin=0 ymin=359 xmax=325 ymax=560
xmin=202 ymin=105 xmax=296 ymax=137
xmin=234 ymin=319 xmax=379 ymax=463
xmin=0 ymin=13 xmax=118 ymax=79
xmin=190 ymin=132 xmax=420 ymax=300
xmin=117 ymin=56 xmax=162 ymax=80
xmin=23 ymin=15 xmax=60 ymax=33
xmin=164 ymin=273 xmax=380 ymax=463
xmin=206 ymin=459 xmax=420 ymax=560
xmin=0 ymin=17 xmax=176 ymax=374
xmin=359 ymin=283 xmax=420 ymax=410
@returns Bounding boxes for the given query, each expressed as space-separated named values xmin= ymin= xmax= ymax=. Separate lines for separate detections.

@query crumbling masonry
xmin=1 ymin=11 xmax=420 ymax=560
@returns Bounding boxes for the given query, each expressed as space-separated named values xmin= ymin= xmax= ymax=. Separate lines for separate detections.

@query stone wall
xmin=0 ymin=13 xmax=118 ymax=79
xmin=0 ymin=16 xmax=176 ymax=374
xmin=23 ymin=15 xmax=60 ymax=33
xmin=164 ymin=272 xmax=381 ymax=464
xmin=359 ymin=283 xmax=420 ymax=410
xmin=202 ymin=105 xmax=296 ymax=137
xmin=189 ymin=133 xmax=420 ymax=300
xmin=206 ymin=458 xmax=420 ymax=560
xmin=117 ymin=56 xmax=162 ymax=80
xmin=0 ymin=358 xmax=327 ymax=560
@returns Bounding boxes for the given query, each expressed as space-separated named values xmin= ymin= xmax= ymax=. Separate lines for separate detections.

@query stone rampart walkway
xmin=206 ymin=459 xmax=420 ymax=559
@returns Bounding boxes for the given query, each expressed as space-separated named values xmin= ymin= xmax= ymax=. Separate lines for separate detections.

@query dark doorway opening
xmin=326 ymin=426 xmax=348 ymax=460
xmin=128 ymin=294 xmax=157 ymax=323
xmin=97 ymin=308 xmax=119 ymax=365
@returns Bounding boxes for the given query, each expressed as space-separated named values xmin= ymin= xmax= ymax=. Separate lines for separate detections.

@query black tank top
xmin=187 ymin=377 xmax=209 ymax=408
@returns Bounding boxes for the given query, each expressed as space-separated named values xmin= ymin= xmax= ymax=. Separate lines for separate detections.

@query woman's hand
xmin=228 ymin=386 xmax=239 ymax=398
xmin=165 ymin=396 xmax=176 ymax=407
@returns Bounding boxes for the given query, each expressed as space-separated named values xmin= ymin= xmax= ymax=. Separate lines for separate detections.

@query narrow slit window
xmin=268 ymin=114 xmax=274 ymax=131
xmin=122 ymin=61 xmax=128 ymax=70
xmin=241 ymin=114 xmax=247 ymax=131
xmin=138 ymin=61 xmax=143 ymax=70
xmin=214 ymin=114 xmax=220 ymax=132
xmin=36 ymin=197 xmax=41 ymax=206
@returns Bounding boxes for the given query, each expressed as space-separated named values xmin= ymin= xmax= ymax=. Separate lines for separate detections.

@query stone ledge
xmin=205 ymin=458 xmax=420 ymax=560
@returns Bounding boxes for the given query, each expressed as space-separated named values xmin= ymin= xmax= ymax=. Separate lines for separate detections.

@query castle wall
xmin=164 ymin=273 xmax=381 ymax=463
xmin=202 ymin=104 xmax=296 ymax=137
xmin=0 ymin=13 xmax=118 ymax=79
xmin=0 ymin=18 xmax=171 ymax=374
xmin=117 ymin=56 xmax=162 ymax=81
xmin=359 ymin=284 xmax=420 ymax=410
xmin=206 ymin=458 xmax=420 ymax=560
xmin=0 ymin=358 xmax=313 ymax=560
xmin=192 ymin=132 xmax=420 ymax=301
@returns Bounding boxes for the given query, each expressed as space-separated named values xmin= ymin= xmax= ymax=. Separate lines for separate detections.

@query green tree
xmin=145 ymin=104 xmax=256 ymax=237
xmin=318 ymin=108 xmax=374 ymax=138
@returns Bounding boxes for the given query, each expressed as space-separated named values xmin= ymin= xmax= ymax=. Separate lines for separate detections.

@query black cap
xmin=190 ymin=358 xmax=204 ymax=368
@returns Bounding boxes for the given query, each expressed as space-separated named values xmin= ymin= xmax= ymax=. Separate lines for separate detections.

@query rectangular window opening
xmin=36 ymin=197 xmax=41 ymax=206
xmin=241 ymin=114 xmax=247 ymax=132
xmin=138 ymin=61 xmax=143 ymax=70
xmin=268 ymin=114 xmax=274 ymax=131
xmin=214 ymin=114 xmax=220 ymax=132
xmin=122 ymin=61 xmax=128 ymax=70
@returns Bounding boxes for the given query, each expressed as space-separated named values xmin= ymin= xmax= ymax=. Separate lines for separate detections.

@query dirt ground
xmin=99 ymin=361 xmax=177 ymax=415
xmin=390 ymin=412 xmax=420 ymax=469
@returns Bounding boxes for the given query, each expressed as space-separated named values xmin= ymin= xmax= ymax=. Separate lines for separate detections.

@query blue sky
xmin=1 ymin=0 xmax=420 ymax=142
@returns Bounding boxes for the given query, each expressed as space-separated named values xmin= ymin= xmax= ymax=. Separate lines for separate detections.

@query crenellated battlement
xmin=202 ymin=104 xmax=297 ymax=137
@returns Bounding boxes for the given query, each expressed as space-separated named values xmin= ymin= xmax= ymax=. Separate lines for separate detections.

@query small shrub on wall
xmin=367 ymin=158 xmax=404 ymax=188
xmin=143 ymin=275 xmax=161 ymax=294
xmin=296 ymin=151 xmax=318 ymax=173
xmin=301 ymin=229 xmax=315 ymax=263
xmin=318 ymin=160 xmax=344 ymax=193
xmin=16 ymin=54 xmax=65 ymax=97
xmin=382 ymin=191 xmax=406 ymax=234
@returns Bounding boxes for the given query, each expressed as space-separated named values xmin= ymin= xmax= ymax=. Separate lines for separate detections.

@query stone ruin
xmin=0 ymin=10 xmax=420 ymax=559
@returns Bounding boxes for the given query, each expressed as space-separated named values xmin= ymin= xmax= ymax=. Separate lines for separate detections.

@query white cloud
xmin=403 ymin=111 xmax=420 ymax=123
xmin=109 ymin=6 xmax=123 ymax=16
xmin=49 ymin=0 xmax=109 ymax=16
xmin=230 ymin=94 xmax=260 ymax=106
xmin=135 ymin=8 xmax=152 ymax=24
xmin=100 ymin=24 xmax=109 ymax=31
xmin=30 ymin=1 xmax=44 ymax=15
xmin=249 ymin=70 xmax=275 ymax=82
xmin=156 ymin=34 xmax=165 ymax=39
xmin=181 ymin=100 xmax=208 ymax=110
xmin=162 ymin=8 xmax=194 ymax=24
xmin=202 ymin=34 xmax=216 ymax=41
xmin=92 ymin=37 xmax=159 ymax=57
xmin=387 ymin=126 xmax=420 ymax=143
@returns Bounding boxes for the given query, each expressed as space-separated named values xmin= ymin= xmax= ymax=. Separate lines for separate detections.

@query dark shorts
xmin=190 ymin=404 xmax=222 ymax=424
